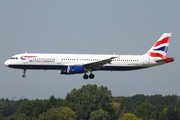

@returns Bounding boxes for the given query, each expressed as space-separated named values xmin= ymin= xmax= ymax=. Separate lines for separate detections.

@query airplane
xmin=4 ymin=33 xmax=174 ymax=79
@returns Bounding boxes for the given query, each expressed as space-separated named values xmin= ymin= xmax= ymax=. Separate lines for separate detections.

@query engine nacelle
xmin=60 ymin=66 xmax=86 ymax=74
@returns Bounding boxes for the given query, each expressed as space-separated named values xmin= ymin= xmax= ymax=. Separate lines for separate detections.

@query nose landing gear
xmin=22 ymin=69 xmax=26 ymax=78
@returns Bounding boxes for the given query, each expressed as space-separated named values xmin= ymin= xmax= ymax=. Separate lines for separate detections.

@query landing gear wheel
xmin=22 ymin=69 xmax=26 ymax=78
xmin=89 ymin=74 xmax=95 ymax=79
xmin=83 ymin=74 xmax=88 ymax=80
xmin=22 ymin=74 xmax=26 ymax=78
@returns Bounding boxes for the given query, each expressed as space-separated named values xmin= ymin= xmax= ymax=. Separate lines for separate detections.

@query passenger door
xmin=143 ymin=56 xmax=148 ymax=65
xmin=56 ymin=55 xmax=61 ymax=64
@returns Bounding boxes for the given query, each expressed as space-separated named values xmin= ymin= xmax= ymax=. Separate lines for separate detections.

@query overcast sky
xmin=0 ymin=1 xmax=179 ymax=100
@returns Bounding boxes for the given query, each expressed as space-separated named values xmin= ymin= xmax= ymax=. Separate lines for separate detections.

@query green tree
xmin=0 ymin=99 xmax=20 ymax=117
xmin=163 ymin=95 xmax=177 ymax=106
xmin=123 ymin=94 xmax=146 ymax=112
xmin=146 ymin=94 xmax=163 ymax=105
xmin=134 ymin=102 xmax=155 ymax=120
xmin=0 ymin=114 xmax=5 ymax=120
xmin=110 ymin=102 xmax=121 ymax=118
xmin=16 ymin=113 xmax=29 ymax=120
xmin=49 ymin=95 xmax=60 ymax=107
xmin=38 ymin=107 xmax=76 ymax=120
xmin=6 ymin=113 xmax=30 ymax=120
xmin=89 ymin=109 xmax=109 ymax=120
xmin=158 ymin=108 xmax=168 ymax=120
xmin=65 ymin=84 xmax=112 ymax=120
xmin=119 ymin=113 xmax=142 ymax=120
xmin=167 ymin=106 xmax=178 ymax=120
xmin=17 ymin=99 xmax=51 ymax=119
xmin=176 ymin=97 xmax=180 ymax=107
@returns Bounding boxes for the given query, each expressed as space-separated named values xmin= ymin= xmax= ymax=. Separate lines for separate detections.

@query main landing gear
xmin=22 ymin=69 xmax=26 ymax=78
xmin=83 ymin=73 xmax=95 ymax=80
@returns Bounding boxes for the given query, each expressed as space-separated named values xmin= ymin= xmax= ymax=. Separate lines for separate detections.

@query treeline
xmin=0 ymin=84 xmax=180 ymax=120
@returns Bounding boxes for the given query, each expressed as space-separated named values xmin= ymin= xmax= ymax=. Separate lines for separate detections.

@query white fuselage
xmin=5 ymin=53 xmax=158 ymax=71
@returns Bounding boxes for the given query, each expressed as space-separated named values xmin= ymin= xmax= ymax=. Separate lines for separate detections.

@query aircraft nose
xmin=4 ymin=60 xmax=9 ymax=67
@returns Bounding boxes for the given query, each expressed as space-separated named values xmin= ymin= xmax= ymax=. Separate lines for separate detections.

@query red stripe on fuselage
xmin=21 ymin=56 xmax=37 ymax=58
xmin=154 ymin=37 xmax=170 ymax=47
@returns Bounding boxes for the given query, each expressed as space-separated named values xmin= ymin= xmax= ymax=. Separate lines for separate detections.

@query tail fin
xmin=145 ymin=33 xmax=172 ymax=59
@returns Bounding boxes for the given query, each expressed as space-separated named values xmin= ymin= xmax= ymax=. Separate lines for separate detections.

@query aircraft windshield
xmin=10 ymin=57 xmax=18 ymax=60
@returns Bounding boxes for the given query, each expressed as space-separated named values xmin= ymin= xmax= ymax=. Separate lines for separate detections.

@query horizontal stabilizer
xmin=155 ymin=57 xmax=174 ymax=64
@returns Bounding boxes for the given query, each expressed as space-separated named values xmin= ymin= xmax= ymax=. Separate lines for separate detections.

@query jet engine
xmin=60 ymin=66 xmax=86 ymax=74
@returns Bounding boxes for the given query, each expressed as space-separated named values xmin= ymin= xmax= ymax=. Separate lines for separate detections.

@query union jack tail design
xmin=146 ymin=33 xmax=172 ymax=59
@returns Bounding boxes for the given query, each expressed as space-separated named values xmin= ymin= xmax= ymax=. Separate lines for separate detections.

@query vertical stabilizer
xmin=145 ymin=33 xmax=172 ymax=59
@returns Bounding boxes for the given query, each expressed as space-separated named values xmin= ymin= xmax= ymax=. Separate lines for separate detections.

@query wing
xmin=63 ymin=55 xmax=118 ymax=70
xmin=83 ymin=56 xmax=118 ymax=70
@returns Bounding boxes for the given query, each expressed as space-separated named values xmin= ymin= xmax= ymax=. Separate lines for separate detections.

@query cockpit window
xmin=10 ymin=57 xmax=18 ymax=60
